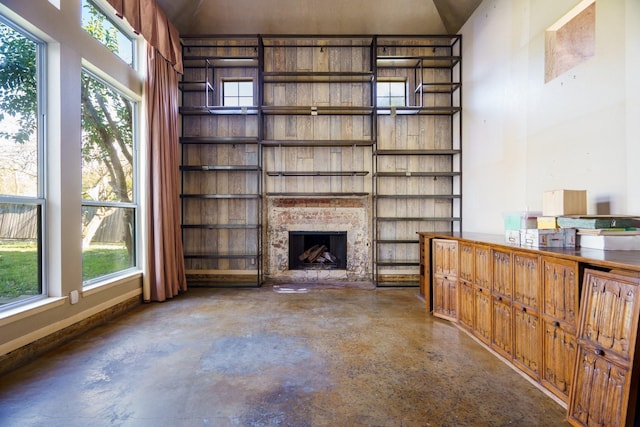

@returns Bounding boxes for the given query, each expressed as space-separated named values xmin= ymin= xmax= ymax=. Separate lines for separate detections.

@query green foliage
xmin=0 ymin=22 xmax=38 ymax=144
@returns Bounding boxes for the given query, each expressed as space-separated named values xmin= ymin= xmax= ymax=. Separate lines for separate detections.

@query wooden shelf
xmin=262 ymin=71 xmax=374 ymax=83
xmin=266 ymin=192 xmax=369 ymax=197
xmin=374 ymin=171 xmax=460 ymax=177
xmin=180 ymin=136 xmax=259 ymax=144
xmin=376 ymin=261 xmax=420 ymax=267
xmin=184 ymin=253 xmax=260 ymax=260
xmin=180 ymin=194 xmax=261 ymax=199
xmin=375 ymin=149 xmax=461 ymax=155
xmin=266 ymin=171 xmax=369 ymax=177
xmin=182 ymin=224 xmax=261 ymax=229
xmin=262 ymin=105 xmax=373 ymax=115
xmin=181 ymin=165 xmax=261 ymax=172
xmin=376 ymin=55 xmax=461 ymax=69
xmin=180 ymin=106 xmax=260 ymax=115
xmin=375 ymin=194 xmax=461 ymax=200
xmin=376 ymin=106 xmax=461 ymax=115
xmin=261 ymin=139 xmax=374 ymax=147
xmin=416 ymin=82 xmax=461 ymax=93
xmin=179 ymin=81 xmax=214 ymax=92
xmin=376 ymin=216 xmax=461 ymax=222
xmin=376 ymin=239 xmax=420 ymax=244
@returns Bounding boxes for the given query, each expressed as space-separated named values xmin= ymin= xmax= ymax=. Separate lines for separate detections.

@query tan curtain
xmin=145 ymin=43 xmax=187 ymax=301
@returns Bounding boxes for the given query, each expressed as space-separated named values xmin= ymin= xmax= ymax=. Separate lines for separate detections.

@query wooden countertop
xmin=417 ymin=231 xmax=640 ymax=272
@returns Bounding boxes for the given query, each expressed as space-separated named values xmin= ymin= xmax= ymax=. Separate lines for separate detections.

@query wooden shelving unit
xmin=179 ymin=35 xmax=462 ymax=287
xmin=179 ymin=36 xmax=262 ymax=287
xmin=373 ymin=35 xmax=462 ymax=286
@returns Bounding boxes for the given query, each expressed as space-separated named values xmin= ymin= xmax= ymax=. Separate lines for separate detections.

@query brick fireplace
xmin=265 ymin=196 xmax=371 ymax=282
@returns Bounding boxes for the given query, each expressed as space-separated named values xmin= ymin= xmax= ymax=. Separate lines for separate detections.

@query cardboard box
xmin=520 ymin=228 xmax=576 ymax=248
xmin=537 ymin=216 xmax=558 ymax=229
xmin=578 ymin=234 xmax=640 ymax=250
xmin=503 ymin=211 xmax=541 ymax=231
xmin=542 ymin=190 xmax=587 ymax=216
xmin=505 ymin=230 xmax=521 ymax=245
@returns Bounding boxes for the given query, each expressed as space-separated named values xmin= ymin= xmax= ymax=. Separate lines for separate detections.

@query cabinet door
xmin=568 ymin=269 xmax=640 ymax=427
xmin=513 ymin=303 xmax=541 ymax=379
xmin=579 ymin=270 xmax=639 ymax=361
xmin=492 ymin=249 xmax=512 ymax=297
xmin=491 ymin=294 xmax=512 ymax=358
xmin=433 ymin=239 xmax=458 ymax=277
xmin=474 ymin=245 xmax=491 ymax=289
xmin=433 ymin=274 xmax=457 ymax=321
xmin=459 ymin=242 xmax=473 ymax=283
xmin=542 ymin=257 xmax=579 ymax=329
xmin=513 ymin=251 xmax=540 ymax=310
xmin=473 ymin=285 xmax=492 ymax=345
xmin=542 ymin=318 xmax=577 ymax=402
xmin=458 ymin=279 xmax=474 ymax=331
xmin=568 ymin=347 xmax=630 ymax=427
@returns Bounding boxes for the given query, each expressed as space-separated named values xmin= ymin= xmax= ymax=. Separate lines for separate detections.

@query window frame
xmin=80 ymin=68 xmax=139 ymax=287
xmin=0 ymin=16 xmax=47 ymax=309
xmin=376 ymin=79 xmax=407 ymax=107
xmin=81 ymin=0 xmax=137 ymax=69
xmin=222 ymin=79 xmax=254 ymax=107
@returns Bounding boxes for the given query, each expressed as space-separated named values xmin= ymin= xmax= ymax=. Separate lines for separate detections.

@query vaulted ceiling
xmin=156 ymin=0 xmax=482 ymax=36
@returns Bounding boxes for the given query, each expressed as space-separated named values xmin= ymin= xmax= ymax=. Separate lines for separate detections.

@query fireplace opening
xmin=289 ymin=231 xmax=347 ymax=270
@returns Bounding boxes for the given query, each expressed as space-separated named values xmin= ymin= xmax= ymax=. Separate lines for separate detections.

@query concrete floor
xmin=0 ymin=285 xmax=569 ymax=427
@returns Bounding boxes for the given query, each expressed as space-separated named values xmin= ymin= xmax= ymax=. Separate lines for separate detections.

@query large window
xmin=81 ymin=71 xmax=137 ymax=284
xmin=81 ymin=0 xmax=135 ymax=67
xmin=0 ymin=18 xmax=45 ymax=307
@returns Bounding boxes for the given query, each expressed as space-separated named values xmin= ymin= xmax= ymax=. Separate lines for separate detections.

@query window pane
xmin=238 ymin=81 xmax=253 ymax=96
xmin=81 ymin=0 xmax=134 ymax=67
xmin=390 ymin=96 xmax=405 ymax=107
xmin=224 ymin=82 xmax=238 ymax=96
xmin=0 ymin=203 xmax=41 ymax=306
xmin=81 ymin=71 xmax=136 ymax=284
xmin=238 ymin=96 xmax=253 ymax=107
xmin=377 ymin=97 xmax=390 ymax=107
xmin=81 ymin=72 xmax=134 ymax=203
xmin=82 ymin=206 xmax=135 ymax=282
xmin=0 ymin=21 xmax=39 ymax=197
xmin=389 ymin=82 xmax=405 ymax=96
xmin=377 ymin=82 xmax=390 ymax=97
xmin=224 ymin=97 xmax=239 ymax=107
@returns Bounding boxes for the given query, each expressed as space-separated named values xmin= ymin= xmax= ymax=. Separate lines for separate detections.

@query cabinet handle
xmin=552 ymin=321 xmax=560 ymax=327
xmin=594 ymin=348 xmax=605 ymax=356
xmin=521 ymin=307 xmax=526 ymax=312
xmin=497 ymin=296 xmax=502 ymax=301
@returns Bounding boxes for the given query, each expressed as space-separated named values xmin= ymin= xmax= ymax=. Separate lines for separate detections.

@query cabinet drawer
xmin=492 ymin=249 xmax=512 ymax=297
xmin=473 ymin=285 xmax=492 ymax=345
xmin=459 ymin=242 xmax=474 ymax=282
xmin=542 ymin=256 xmax=579 ymax=328
xmin=491 ymin=294 xmax=512 ymax=358
xmin=513 ymin=302 xmax=541 ymax=380
xmin=513 ymin=251 xmax=540 ymax=311
xmin=541 ymin=317 xmax=577 ymax=402
xmin=474 ymin=245 xmax=491 ymax=288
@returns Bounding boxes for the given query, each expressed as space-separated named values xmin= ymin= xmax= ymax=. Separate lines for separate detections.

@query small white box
xmin=505 ymin=230 xmax=521 ymax=245
xmin=520 ymin=228 xmax=576 ymax=248
xmin=579 ymin=235 xmax=640 ymax=250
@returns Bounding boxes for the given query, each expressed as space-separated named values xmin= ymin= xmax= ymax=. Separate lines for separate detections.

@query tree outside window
xmin=0 ymin=19 xmax=44 ymax=306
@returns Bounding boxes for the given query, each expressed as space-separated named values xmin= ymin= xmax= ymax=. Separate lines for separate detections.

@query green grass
xmin=0 ymin=241 xmax=132 ymax=305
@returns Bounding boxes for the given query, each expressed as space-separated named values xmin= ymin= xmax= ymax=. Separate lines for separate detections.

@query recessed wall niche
xmin=545 ymin=0 xmax=595 ymax=83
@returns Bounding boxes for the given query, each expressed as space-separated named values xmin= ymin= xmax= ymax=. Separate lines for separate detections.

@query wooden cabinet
xmin=568 ymin=269 xmax=640 ymax=427
xmin=512 ymin=251 xmax=542 ymax=379
xmin=491 ymin=249 xmax=512 ymax=358
xmin=541 ymin=256 xmax=580 ymax=402
xmin=473 ymin=245 xmax=492 ymax=345
xmin=432 ymin=239 xmax=458 ymax=321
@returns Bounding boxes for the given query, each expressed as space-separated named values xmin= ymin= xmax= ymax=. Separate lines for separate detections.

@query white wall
xmin=460 ymin=0 xmax=640 ymax=233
